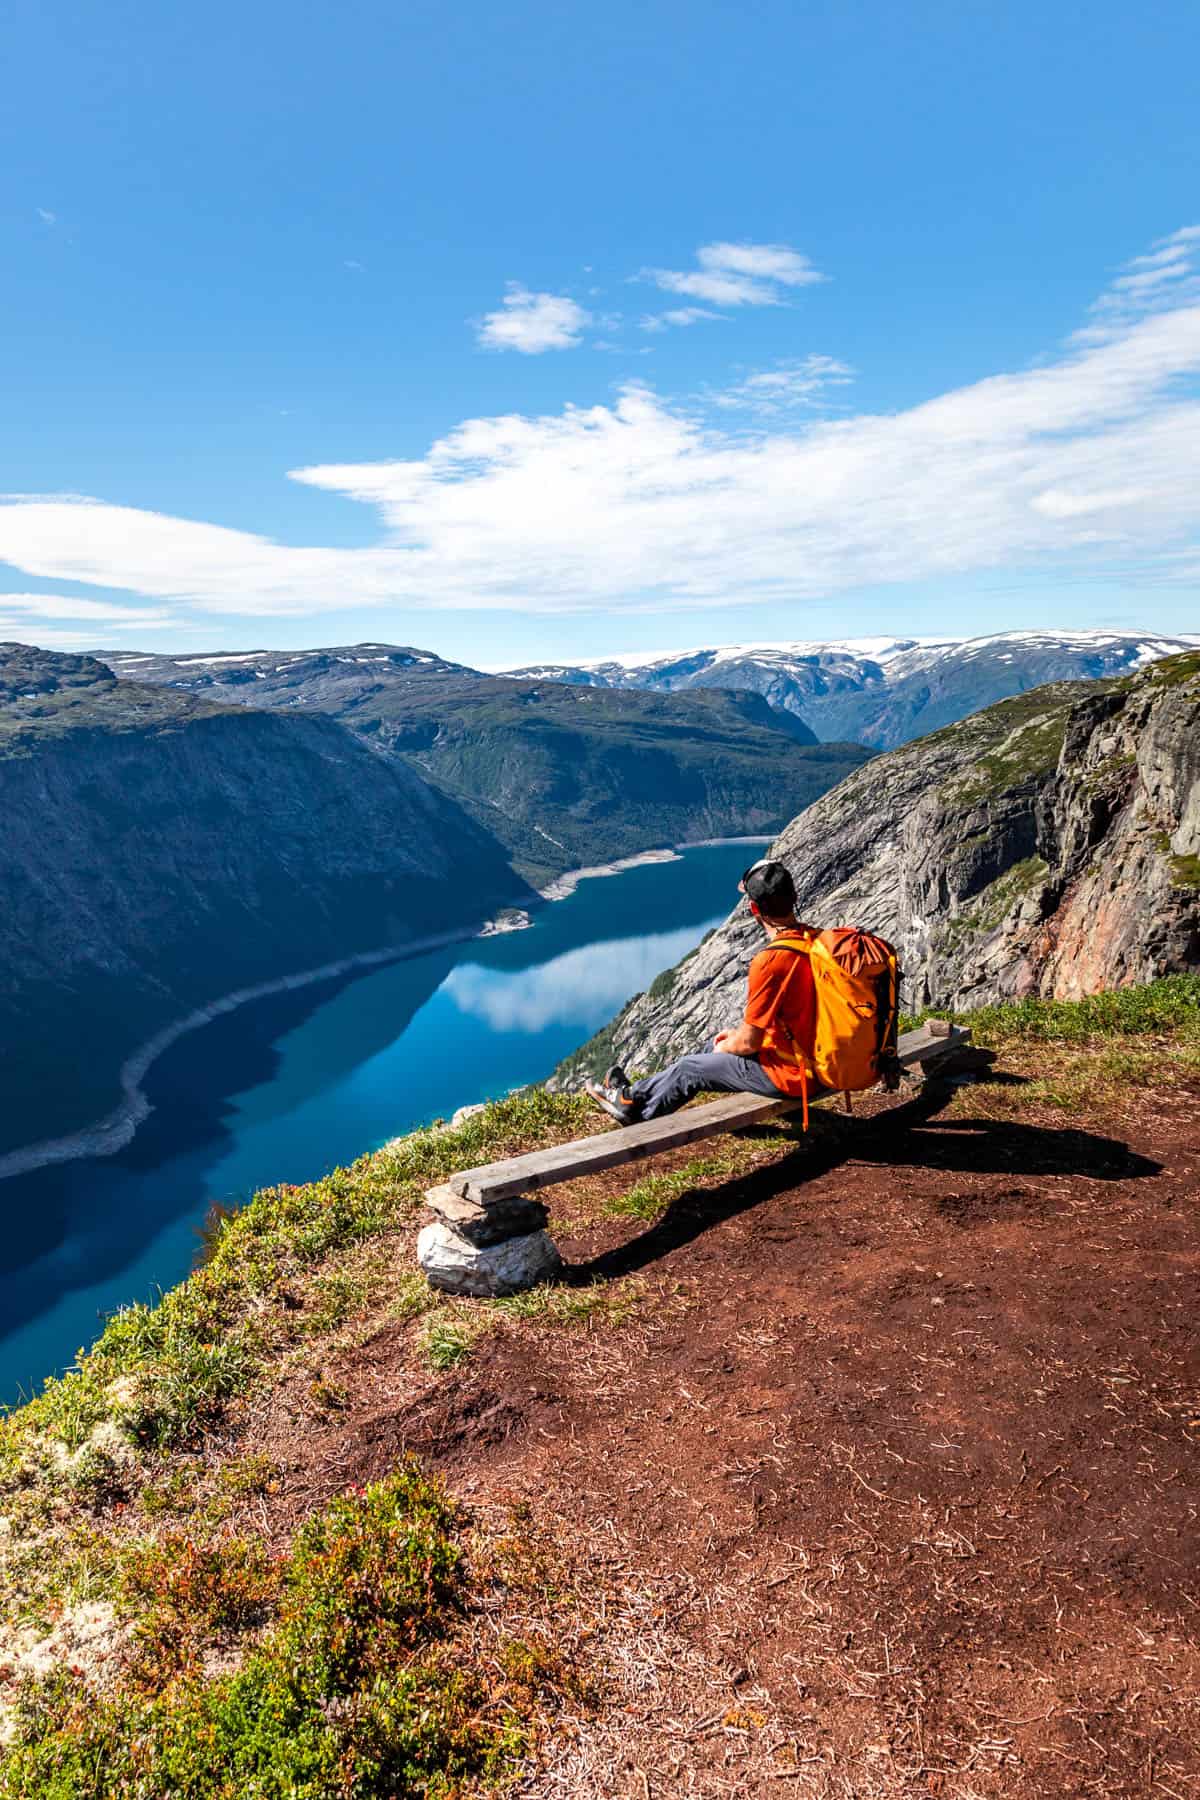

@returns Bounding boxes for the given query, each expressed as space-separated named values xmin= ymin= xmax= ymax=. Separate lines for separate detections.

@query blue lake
xmin=0 ymin=840 xmax=760 ymax=1407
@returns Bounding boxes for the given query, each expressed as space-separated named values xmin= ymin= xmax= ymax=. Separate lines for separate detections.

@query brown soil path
xmin=305 ymin=1079 xmax=1200 ymax=1797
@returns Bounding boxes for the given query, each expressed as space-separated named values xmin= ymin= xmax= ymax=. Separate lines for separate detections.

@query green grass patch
xmin=415 ymin=1274 xmax=648 ymax=1373
xmin=945 ymin=707 xmax=1071 ymax=805
xmin=2 ymin=1464 xmax=527 ymax=1799
xmin=963 ymin=973 xmax=1200 ymax=1045
xmin=492 ymin=1281 xmax=643 ymax=1329
xmin=421 ymin=1317 xmax=475 ymax=1371
xmin=1144 ymin=649 xmax=1200 ymax=688
xmin=604 ymin=1152 xmax=743 ymax=1222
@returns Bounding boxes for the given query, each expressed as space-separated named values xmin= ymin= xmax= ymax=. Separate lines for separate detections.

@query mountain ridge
xmin=505 ymin=628 xmax=1200 ymax=750
xmin=104 ymin=642 xmax=869 ymax=882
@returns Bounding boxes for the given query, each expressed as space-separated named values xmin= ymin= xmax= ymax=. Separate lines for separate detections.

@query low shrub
xmin=2 ymin=1464 xmax=518 ymax=1799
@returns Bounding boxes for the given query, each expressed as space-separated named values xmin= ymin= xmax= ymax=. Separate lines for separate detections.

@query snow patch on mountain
xmin=503 ymin=630 xmax=1200 ymax=749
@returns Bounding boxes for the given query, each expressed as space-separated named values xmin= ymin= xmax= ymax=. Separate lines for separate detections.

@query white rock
xmin=417 ymin=1221 xmax=562 ymax=1296
xmin=450 ymin=1102 xmax=488 ymax=1128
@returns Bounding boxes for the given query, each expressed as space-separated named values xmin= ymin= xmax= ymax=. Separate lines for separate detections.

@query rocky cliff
xmin=563 ymin=653 xmax=1200 ymax=1078
xmin=0 ymin=646 xmax=527 ymax=1158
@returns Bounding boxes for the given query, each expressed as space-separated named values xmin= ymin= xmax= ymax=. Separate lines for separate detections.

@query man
xmin=585 ymin=858 xmax=820 ymax=1124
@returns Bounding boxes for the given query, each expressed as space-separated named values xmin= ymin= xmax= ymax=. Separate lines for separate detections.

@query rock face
xmin=561 ymin=655 xmax=1200 ymax=1079
xmin=0 ymin=645 xmax=527 ymax=1158
xmin=508 ymin=630 xmax=1200 ymax=751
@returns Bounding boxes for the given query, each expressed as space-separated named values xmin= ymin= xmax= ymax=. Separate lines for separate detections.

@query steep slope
xmin=0 ymin=645 xmax=527 ymax=1159
xmin=509 ymin=629 xmax=1200 ymax=748
xmin=566 ymin=653 xmax=1200 ymax=1076
xmin=106 ymin=644 xmax=869 ymax=881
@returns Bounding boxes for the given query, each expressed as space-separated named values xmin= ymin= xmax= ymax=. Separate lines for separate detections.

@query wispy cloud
xmin=476 ymin=285 xmax=591 ymax=353
xmin=641 ymin=240 xmax=825 ymax=308
xmin=36 ymin=207 xmax=56 ymax=226
xmin=710 ymin=354 xmax=855 ymax=415
xmin=640 ymin=306 xmax=721 ymax=332
xmin=1077 ymin=225 xmax=1200 ymax=341
xmin=1 ymin=232 xmax=1198 ymax=619
xmin=0 ymin=593 xmax=176 ymax=649
xmin=0 ymin=593 xmax=174 ymax=624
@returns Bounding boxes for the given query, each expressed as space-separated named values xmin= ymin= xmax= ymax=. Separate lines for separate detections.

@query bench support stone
xmin=417 ymin=1218 xmax=562 ymax=1296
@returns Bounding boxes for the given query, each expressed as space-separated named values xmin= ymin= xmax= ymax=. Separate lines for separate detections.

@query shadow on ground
xmin=572 ymin=1080 xmax=1162 ymax=1284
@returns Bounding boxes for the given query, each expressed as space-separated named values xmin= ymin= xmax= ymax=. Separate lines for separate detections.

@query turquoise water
xmin=0 ymin=842 xmax=759 ymax=1406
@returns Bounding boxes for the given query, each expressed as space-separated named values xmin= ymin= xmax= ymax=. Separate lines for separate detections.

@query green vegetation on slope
xmin=0 ymin=1090 xmax=596 ymax=1479
xmin=957 ymin=971 xmax=1200 ymax=1043
xmin=103 ymin=648 xmax=872 ymax=883
xmin=2 ymin=1465 xmax=529 ymax=1799
xmin=929 ymin=682 xmax=1098 ymax=804
xmin=322 ymin=674 xmax=871 ymax=882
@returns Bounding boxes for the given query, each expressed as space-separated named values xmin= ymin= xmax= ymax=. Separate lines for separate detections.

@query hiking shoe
xmin=604 ymin=1063 xmax=631 ymax=1091
xmin=585 ymin=1079 xmax=641 ymax=1126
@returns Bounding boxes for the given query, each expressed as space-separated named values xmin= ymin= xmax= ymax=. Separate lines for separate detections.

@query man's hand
xmin=713 ymin=1029 xmax=734 ymax=1052
xmin=714 ymin=1024 xmax=765 ymax=1056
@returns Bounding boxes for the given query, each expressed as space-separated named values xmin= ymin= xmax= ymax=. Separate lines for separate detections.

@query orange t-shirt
xmin=743 ymin=937 xmax=816 ymax=1096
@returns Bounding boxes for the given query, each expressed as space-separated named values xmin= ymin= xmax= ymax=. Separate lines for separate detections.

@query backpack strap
xmin=754 ymin=933 xmax=812 ymax=1129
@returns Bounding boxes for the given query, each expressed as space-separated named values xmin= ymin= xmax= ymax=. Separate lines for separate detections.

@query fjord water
xmin=0 ymin=842 xmax=759 ymax=1407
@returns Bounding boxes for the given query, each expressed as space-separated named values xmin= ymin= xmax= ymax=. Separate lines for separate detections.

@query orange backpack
xmin=766 ymin=927 xmax=901 ymax=1127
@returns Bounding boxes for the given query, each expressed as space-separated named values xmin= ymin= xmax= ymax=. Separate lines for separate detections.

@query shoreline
xmin=536 ymin=847 xmax=682 ymax=902
xmin=0 ymin=835 xmax=772 ymax=1185
xmin=0 ymin=916 xmax=514 ymax=1186
xmin=537 ymin=835 xmax=772 ymax=902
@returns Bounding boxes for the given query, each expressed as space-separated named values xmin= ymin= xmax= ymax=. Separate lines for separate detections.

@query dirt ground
xmin=274 ymin=1075 xmax=1200 ymax=1798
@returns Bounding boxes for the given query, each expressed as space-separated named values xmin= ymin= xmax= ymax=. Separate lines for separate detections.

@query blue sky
xmin=3 ymin=0 xmax=1198 ymax=666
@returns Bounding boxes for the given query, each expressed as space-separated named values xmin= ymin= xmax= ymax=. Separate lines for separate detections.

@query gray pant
xmin=628 ymin=1038 xmax=785 ymax=1121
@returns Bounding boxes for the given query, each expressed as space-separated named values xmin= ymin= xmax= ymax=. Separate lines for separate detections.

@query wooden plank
xmin=446 ymin=1021 xmax=970 ymax=1206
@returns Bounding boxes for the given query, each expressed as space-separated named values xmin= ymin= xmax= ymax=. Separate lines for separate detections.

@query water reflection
xmin=442 ymin=921 xmax=716 ymax=1034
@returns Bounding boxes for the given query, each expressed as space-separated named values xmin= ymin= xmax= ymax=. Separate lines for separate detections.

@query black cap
xmin=740 ymin=858 xmax=796 ymax=916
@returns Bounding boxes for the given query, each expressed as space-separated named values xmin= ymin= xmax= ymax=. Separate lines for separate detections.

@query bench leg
xmin=418 ymin=1188 xmax=563 ymax=1296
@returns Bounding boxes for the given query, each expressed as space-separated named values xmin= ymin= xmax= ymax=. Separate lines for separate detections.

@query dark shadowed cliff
xmin=0 ymin=646 xmax=527 ymax=1158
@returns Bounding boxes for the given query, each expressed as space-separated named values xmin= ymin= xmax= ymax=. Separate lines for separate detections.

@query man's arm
xmin=713 ymin=1022 xmax=765 ymax=1056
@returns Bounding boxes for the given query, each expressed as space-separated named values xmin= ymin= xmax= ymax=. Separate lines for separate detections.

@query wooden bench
xmin=425 ymin=1019 xmax=970 ymax=1228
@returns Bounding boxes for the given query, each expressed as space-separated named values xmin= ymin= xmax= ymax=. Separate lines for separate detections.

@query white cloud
xmin=36 ymin=208 xmax=56 ymax=226
xmin=711 ymin=354 xmax=855 ymax=415
xmin=640 ymin=307 xmax=721 ymax=332
xmin=476 ymin=285 xmax=591 ymax=353
xmin=0 ymin=592 xmax=175 ymax=623
xmin=1030 ymin=487 xmax=1148 ymax=520
xmin=642 ymin=240 xmax=825 ymax=307
xmin=1 ymin=233 xmax=1199 ymax=619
